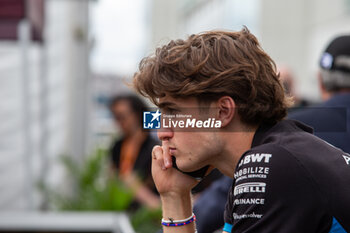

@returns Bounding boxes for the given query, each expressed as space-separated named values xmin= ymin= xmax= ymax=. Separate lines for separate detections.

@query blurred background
xmin=0 ymin=0 xmax=350 ymax=232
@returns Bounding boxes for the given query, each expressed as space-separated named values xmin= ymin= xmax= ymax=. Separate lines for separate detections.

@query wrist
xmin=161 ymin=192 xmax=192 ymax=220
xmin=160 ymin=190 xmax=190 ymax=199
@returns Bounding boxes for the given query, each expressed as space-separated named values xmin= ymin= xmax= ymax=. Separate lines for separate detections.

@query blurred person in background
xmin=193 ymin=176 xmax=232 ymax=233
xmin=109 ymin=94 xmax=160 ymax=209
xmin=289 ymin=35 xmax=350 ymax=153
xmin=278 ymin=65 xmax=310 ymax=109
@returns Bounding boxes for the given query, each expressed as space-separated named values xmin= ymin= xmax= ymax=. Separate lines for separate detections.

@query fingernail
xmin=165 ymin=159 xmax=171 ymax=168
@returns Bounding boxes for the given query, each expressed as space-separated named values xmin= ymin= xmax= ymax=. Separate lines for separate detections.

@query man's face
xmin=157 ymin=96 xmax=223 ymax=172
xmin=111 ymin=100 xmax=139 ymax=136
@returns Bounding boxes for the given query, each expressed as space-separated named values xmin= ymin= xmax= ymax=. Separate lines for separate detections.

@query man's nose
xmin=157 ymin=127 xmax=174 ymax=141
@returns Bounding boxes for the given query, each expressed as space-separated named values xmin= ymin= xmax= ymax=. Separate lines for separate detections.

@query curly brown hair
xmin=133 ymin=27 xmax=293 ymax=125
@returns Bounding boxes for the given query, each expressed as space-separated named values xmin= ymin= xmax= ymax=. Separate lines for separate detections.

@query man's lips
xmin=169 ymin=147 xmax=176 ymax=155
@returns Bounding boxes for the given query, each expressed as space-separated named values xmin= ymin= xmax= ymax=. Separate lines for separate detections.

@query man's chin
xmin=176 ymin=161 xmax=201 ymax=173
xmin=172 ymin=156 xmax=206 ymax=173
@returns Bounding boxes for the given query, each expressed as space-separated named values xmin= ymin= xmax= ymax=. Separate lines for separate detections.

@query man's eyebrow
xmin=158 ymin=102 xmax=178 ymax=109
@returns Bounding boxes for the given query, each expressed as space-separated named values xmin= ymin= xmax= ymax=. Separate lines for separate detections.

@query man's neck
xmin=213 ymin=127 xmax=257 ymax=178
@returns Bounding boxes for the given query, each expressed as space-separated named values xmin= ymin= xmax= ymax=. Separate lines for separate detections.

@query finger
xmin=152 ymin=145 xmax=160 ymax=160
xmin=152 ymin=145 xmax=166 ymax=170
xmin=162 ymin=142 xmax=172 ymax=168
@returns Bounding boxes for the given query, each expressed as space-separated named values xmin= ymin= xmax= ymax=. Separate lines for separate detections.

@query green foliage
xmin=40 ymin=148 xmax=162 ymax=233
xmin=131 ymin=207 xmax=162 ymax=233
xmin=42 ymin=148 xmax=133 ymax=211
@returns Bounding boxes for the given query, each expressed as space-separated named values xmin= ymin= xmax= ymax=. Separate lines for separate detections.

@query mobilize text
xmin=234 ymin=166 xmax=269 ymax=179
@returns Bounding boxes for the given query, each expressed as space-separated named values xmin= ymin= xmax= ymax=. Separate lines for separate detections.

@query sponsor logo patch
xmin=233 ymin=212 xmax=263 ymax=220
xmin=343 ymin=154 xmax=350 ymax=165
xmin=234 ymin=182 xmax=266 ymax=196
xmin=234 ymin=198 xmax=265 ymax=205
xmin=234 ymin=167 xmax=269 ymax=180
xmin=238 ymin=153 xmax=272 ymax=167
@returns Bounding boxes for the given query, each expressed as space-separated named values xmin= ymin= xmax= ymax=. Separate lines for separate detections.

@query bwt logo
xmin=143 ymin=110 xmax=161 ymax=129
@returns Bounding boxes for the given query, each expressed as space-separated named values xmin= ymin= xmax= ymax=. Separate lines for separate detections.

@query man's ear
xmin=216 ymin=96 xmax=236 ymax=127
xmin=318 ymin=71 xmax=331 ymax=101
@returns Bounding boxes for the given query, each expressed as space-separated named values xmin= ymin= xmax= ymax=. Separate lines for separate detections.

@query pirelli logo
xmin=234 ymin=182 xmax=266 ymax=196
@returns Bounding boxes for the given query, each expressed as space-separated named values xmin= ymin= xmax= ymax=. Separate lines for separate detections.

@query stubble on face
xmin=158 ymin=96 xmax=223 ymax=172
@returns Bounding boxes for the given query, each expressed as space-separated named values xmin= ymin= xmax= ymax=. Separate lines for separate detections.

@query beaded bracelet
xmin=161 ymin=213 xmax=196 ymax=227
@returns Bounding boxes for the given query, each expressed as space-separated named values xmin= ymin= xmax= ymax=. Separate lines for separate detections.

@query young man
xmin=133 ymin=28 xmax=350 ymax=232
xmin=191 ymin=35 xmax=350 ymax=233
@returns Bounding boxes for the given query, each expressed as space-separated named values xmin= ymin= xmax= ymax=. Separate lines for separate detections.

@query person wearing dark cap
xmin=289 ymin=35 xmax=350 ymax=153
xmin=288 ymin=35 xmax=350 ymax=233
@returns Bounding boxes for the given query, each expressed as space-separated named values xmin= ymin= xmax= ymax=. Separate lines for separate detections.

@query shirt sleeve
xmin=224 ymin=183 xmax=234 ymax=225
